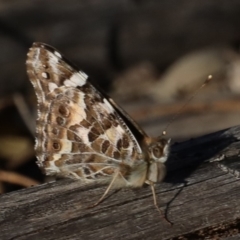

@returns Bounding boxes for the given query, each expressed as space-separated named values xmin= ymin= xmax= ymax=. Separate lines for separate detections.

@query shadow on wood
xmin=0 ymin=126 xmax=240 ymax=240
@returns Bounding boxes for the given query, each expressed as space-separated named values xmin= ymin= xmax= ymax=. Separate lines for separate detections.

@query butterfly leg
xmin=88 ymin=170 xmax=120 ymax=208
xmin=147 ymin=180 xmax=173 ymax=226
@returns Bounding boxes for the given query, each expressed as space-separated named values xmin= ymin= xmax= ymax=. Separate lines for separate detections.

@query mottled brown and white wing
xmin=27 ymin=42 xmax=145 ymax=182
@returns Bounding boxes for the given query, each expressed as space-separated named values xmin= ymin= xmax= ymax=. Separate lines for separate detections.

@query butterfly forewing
xmin=27 ymin=43 xmax=146 ymax=182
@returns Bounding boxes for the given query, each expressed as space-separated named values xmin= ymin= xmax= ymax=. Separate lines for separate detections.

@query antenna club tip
xmin=203 ymin=74 xmax=212 ymax=84
xmin=207 ymin=74 xmax=213 ymax=80
xmin=162 ymin=130 xmax=167 ymax=136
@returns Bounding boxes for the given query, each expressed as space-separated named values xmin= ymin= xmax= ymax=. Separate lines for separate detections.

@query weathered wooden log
xmin=0 ymin=125 xmax=240 ymax=239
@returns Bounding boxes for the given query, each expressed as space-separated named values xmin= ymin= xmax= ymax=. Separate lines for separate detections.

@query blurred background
xmin=0 ymin=0 xmax=240 ymax=194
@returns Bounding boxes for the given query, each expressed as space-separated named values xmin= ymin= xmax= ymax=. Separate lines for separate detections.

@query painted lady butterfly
xmin=27 ymin=42 xmax=171 ymax=223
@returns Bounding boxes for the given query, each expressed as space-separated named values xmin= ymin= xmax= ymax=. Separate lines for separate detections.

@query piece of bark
xmin=0 ymin=126 xmax=240 ymax=240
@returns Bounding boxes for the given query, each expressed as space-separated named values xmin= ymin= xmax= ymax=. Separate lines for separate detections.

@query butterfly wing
xmin=27 ymin=42 xmax=146 ymax=182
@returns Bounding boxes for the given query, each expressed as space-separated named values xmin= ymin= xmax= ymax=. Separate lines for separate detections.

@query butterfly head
xmin=144 ymin=137 xmax=171 ymax=183
xmin=145 ymin=137 xmax=170 ymax=163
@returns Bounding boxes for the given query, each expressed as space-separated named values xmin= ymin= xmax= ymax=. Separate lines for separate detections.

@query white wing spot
xmin=54 ymin=51 xmax=62 ymax=58
xmin=64 ymin=80 xmax=76 ymax=87
xmin=70 ymin=73 xmax=87 ymax=86
xmin=76 ymin=127 xmax=90 ymax=145
xmin=64 ymin=73 xmax=87 ymax=87
xmin=48 ymin=82 xmax=58 ymax=92
xmin=41 ymin=72 xmax=49 ymax=79
xmin=49 ymin=53 xmax=59 ymax=64
xmin=79 ymin=71 xmax=88 ymax=78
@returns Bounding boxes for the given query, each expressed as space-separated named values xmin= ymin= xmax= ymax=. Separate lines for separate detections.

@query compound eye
xmin=152 ymin=146 xmax=162 ymax=158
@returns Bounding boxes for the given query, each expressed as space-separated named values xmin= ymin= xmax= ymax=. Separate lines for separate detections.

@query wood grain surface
xmin=1 ymin=126 xmax=240 ymax=239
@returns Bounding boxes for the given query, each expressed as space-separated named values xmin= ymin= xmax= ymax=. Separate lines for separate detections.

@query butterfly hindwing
xmin=27 ymin=42 xmax=145 ymax=181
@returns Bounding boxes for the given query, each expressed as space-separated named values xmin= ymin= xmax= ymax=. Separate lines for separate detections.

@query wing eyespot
xmin=52 ymin=142 xmax=61 ymax=150
xmin=56 ymin=116 xmax=65 ymax=126
xmin=58 ymin=105 xmax=70 ymax=117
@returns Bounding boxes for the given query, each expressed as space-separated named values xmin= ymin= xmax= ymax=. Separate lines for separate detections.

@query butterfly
xmin=26 ymin=42 xmax=171 ymax=224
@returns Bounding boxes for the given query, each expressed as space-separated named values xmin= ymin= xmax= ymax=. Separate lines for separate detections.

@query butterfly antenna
xmin=162 ymin=74 xmax=212 ymax=137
